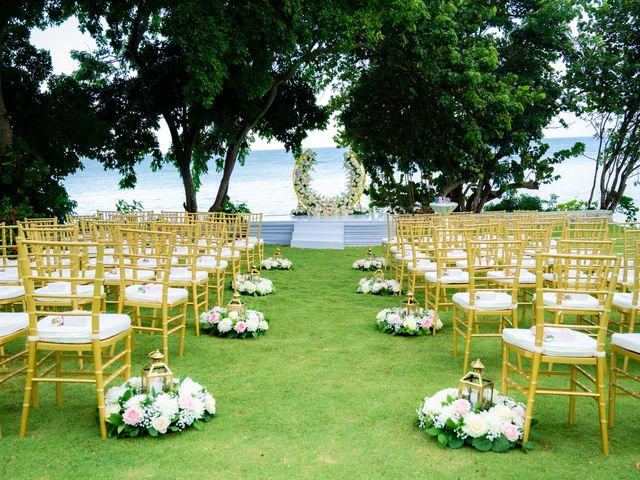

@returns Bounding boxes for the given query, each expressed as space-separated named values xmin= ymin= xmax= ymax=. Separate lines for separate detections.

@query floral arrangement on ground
xmin=261 ymin=256 xmax=293 ymax=270
xmin=291 ymin=149 xmax=366 ymax=216
xmin=417 ymin=388 xmax=533 ymax=452
xmin=352 ymin=257 xmax=386 ymax=271
xmin=231 ymin=275 xmax=274 ymax=296
xmin=104 ymin=377 xmax=215 ymax=438
xmin=376 ymin=307 xmax=442 ymax=335
xmin=357 ymin=277 xmax=401 ymax=295
xmin=199 ymin=306 xmax=269 ymax=338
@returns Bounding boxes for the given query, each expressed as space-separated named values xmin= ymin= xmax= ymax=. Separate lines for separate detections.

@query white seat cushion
xmin=452 ymin=291 xmax=515 ymax=310
xmin=196 ymin=257 xmax=229 ymax=270
xmin=137 ymin=257 xmax=178 ymax=267
xmin=104 ymin=268 xmax=155 ymax=282
xmin=232 ymin=239 xmax=255 ymax=249
xmin=425 ymin=269 xmax=469 ymax=284
xmin=88 ymin=256 xmax=124 ymax=267
xmin=395 ymin=252 xmax=427 ymax=261
xmin=2 ymin=259 xmax=18 ymax=267
xmin=456 ymin=257 xmax=496 ymax=268
xmin=124 ymin=284 xmax=188 ymax=304
xmin=533 ymin=292 xmax=600 ymax=309
xmin=407 ymin=260 xmax=436 ymax=272
xmin=487 ymin=269 xmax=536 ymax=285
xmin=0 ymin=285 xmax=26 ymax=300
xmin=382 ymin=236 xmax=397 ymax=244
xmin=520 ymin=258 xmax=536 ymax=269
xmin=45 ymin=269 xmax=96 ymax=280
xmin=36 ymin=313 xmax=131 ymax=344
xmin=446 ymin=250 xmax=466 ymax=260
xmin=172 ymin=246 xmax=190 ymax=256
xmin=220 ymin=248 xmax=240 ymax=259
xmin=248 ymin=236 xmax=264 ymax=244
xmin=169 ymin=267 xmax=208 ymax=282
xmin=611 ymin=333 xmax=640 ymax=354
xmin=0 ymin=312 xmax=28 ymax=337
xmin=503 ymin=327 xmax=597 ymax=357
xmin=617 ymin=270 xmax=635 ymax=286
xmin=0 ymin=267 xmax=19 ymax=284
xmin=612 ymin=292 xmax=639 ymax=310
xmin=34 ymin=282 xmax=101 ymax=302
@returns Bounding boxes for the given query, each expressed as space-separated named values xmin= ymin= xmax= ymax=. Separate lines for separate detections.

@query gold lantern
xmin=227 ymin=290 xmax=246 ymax=317
xmin=141 ymin=350 xmax=173 ymax=394
xmin=401 ymin=291 xmax=420 ymax=316
xmin=458 ymin=359 xmax=494 ymax=410
xmin=272 ymin=248 xmax=282 ymax=259
xmin=373 ymin=268 xmax=385 ymax=282
xmin=250 ymin=265 xmax=261 ymax=282
xmin=365 ymin=248 xmax=375 ymax=262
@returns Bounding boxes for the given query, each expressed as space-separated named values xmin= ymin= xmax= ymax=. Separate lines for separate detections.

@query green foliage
xmin=553 ymin=199 xmax=593 ymax=212
xmin=0 ymin=198 xmax=40 ymax=225
xmin=115 ymin=199 xmax=144 ymax=214
xmin=219 ymin=200 xmax=250 ymax=214
xmin=616 ymin=195 xmax=639 ymax=222
xmin=484 ymin=193 xmax=545 ymax=212
xmin=336 ymin=0 xmax=582 ymax=212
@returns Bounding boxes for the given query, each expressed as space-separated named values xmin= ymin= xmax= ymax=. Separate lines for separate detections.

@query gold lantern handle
xmin=373 ymin=268 xmax=385 ymax=282
xmin=365 ymin=248 xmax=375 ymax=261
xmin=273 ymin=248 xmax=282 ymax=259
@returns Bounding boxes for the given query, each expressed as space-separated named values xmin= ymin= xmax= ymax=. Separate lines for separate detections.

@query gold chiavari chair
xmin=247 ymin=213 xmax=264 ymax=267
xmin=0 ymin=311 xmax=29 ymax=437
xmin=229 ymin=213 xmax=256 ymax=270
xmin=501 ymin=251 xmax=620 ymax=454
xmin=452 ymin=239 xmax=523 ymax=372
xmin=382 ymin=213 xmax=397 ymax=270
xmin=615 ymin=226 xmax=640 ymax=291
xmin=0 ymin=224 xmax=23 ymax=311
xmin=17 ymin=239 xmax=132 ymax=439
xmin=405 ymin=222 xmax=436 ymax=297
xmin=196 ymin=219 xmax=228 ymax=307
xmin=563 ymin=222 xmax=609 ymax=241
xmin=217 ymin=213 xmax=242 ymax=284
xmin=611 ymin=238 xmax=640 ymax=333
xmin=117 ymin=228 xmax=188 ymax=363
xmin=608 ymin=332 xmax=640 ymax=428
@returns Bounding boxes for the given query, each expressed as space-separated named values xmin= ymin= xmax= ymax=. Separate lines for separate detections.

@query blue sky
xmin=31 ymin=18 xmax=594 ymax=152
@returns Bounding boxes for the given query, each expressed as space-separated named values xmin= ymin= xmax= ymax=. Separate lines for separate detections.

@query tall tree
xmin=567 ymin=0 xmax=640 ymax=212
xmin=0 ymin=1 xmax=104 ymax=219
xmin=74 ymin=0 xmax=400 ymax=212
xmin=336 ymin=0 xmax=581 ymax=212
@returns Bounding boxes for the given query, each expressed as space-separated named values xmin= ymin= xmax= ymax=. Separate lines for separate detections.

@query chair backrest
xmin=0 ymin=223 xmax=19 ymax=267
xmin=534 ymin=252 xmax=621 ymax=354
xmin=563 ymin=222 xmax=609 ymax=241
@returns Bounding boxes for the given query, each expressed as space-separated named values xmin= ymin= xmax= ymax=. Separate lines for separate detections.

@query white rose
xmin=228 ymin=310 xmax=239 ymax=320
xmin=360 ymin=283 xmax=370 ymax=294
xmin=352 ymin=262 xmax=359 ymax=269
xmin=246 ymin=282 xmax=257 ymax=294
xmin=218 ymin=318 xmax=233 ymax=333
xmin=246 ymin=316 xmax=259 ymax=332
xmin=204 ymin=394 xmax=216 ymax=415
xmin=126 ymin=377 xmax=143 ymax=390
xmin=391 ymin=282 xmax=401 ymax=293
xmin=124 ymin=394 xmax=146 ymax=409
xmin=363 ymin=261 xmax=371 ymax=269
xmin=491 ymin=404 xmax=514 ymax=423
xmin=179 ymin=377 xmax=203 ymax=397
xmin=462 ymin=412 xmax=489 ymax=438
xmin=105 ymin=385 xmax=126 ymax=404
xmin=151 ymin=415 xmax=171 ymax=434
xmin=105 ymin=403 xmax=121 ymax=418
xmin=376 ymin=309 xmax=387 ymax=322
xmin=258 ymin=320 xmax=269 ymax=331
xmin=154 ymin=393 xmax=179 ymax=419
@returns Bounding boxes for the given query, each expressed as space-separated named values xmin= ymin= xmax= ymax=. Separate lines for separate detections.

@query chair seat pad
xmin=408 ymin=260 xmax=436 ymax=272
xmin=104 ymin=268 xmax=155 ymax=282
xmin=248 ymin=236 xmax=264 ymax=244
xmin=2 ymin=259 xmax=18 ymax=267
xmin=88 ymin=256 xmax=125 ymax=267
xmin=612 ymin=292 xmax=639 ymax=310
xmin=520 ymin=258 xmax=536 ymax=269
xmin=456 ymin=258 xmax=496 ymax=268
xmin=196 ymin=257 xmax=229 ymax=270
xmin=46 ymin=269 xmax=96 ymax=280
xmin=446 ymin=250 xmax=467 ymax=260
xmin=34 ymin=282 xmax=101 ymax=302
xmin=137 ymin=257 xmax=178 ymax=268
xmin=533 ymin=292 xmax=599 ymax=309
xmin=220 ymin=248 xmax=240 ymax=259
xmin=611 ymin=333 xmax=640 ymax=354
xmin=425 ymin=269 xmax=469 ymax=284
xmin=382 ymin=237 xmax=397 ymax=244
xmin=617 ymin=270 xmax=635 ymax=286
xmin=453 ymin=291 xmax=515 ymax=310
xmin=0 ymin=285 xmax=26 ymax=300
xmin=169 ymin=267 xmax=208 ymax=282
xmin=37 ymin=313 xmax=131 ymax=344
xmin=125 ymin=284 xmax=188 ymax=304
xmin=233 ymin=239 xmax=256 ymax=249
xmin=487 ymin=269 xmax=536 ymax=284
xmin=0 ymin=267 xmax=19 ymax=284
xmin=395 ymin=252 xmax=427 ymax=261
xmin=503 ymin=327 xmax=597 ymax=357
xmin=0 ymin=312 xmax=28 ymax=337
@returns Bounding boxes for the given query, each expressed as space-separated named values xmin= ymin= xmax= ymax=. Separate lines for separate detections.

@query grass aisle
xmin=0 ymin=246 xmax=638 ymax=479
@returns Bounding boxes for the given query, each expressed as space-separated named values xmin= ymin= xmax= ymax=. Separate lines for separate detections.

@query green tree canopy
xmin=335 ymin=0 xmax=582 ymax=212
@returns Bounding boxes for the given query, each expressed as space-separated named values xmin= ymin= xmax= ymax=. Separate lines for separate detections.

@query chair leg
xmin=501 ymin=341 xmax=509 ymax=395
xmin=608 ymin=348 xmax=618 ymax=428
xmin=596 ymin=357 xmax=609 ymax=455
xmin=55 ymin=351 xmax=62 ymax=407
xmin=452 ymin=305 xmax=459 ymax=357
xmin=568 ymin=365 xmax=577 ymax=424
xmin=92 ymin=342 xmax=107 ymax=440
xmin=192 ymin=284 xmax=200 ymax=336
xmin=162 ymin=306 xmax=170 ymax=364
xmin=179 ymin=303 xmax=187 ymax=358
xmin=522 ymin=353 xmax=542 ymax=444
xmin=124 ymin=333 xmax=132 ymax=381
xmin=19 ymin=342 xmax=38 ymax=438
xmin=462 ymin=310 xmax=475 ymax=374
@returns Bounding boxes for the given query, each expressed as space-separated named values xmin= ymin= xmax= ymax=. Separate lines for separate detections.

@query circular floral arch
xmin=291 ymin=149 xmax=366 ymax=216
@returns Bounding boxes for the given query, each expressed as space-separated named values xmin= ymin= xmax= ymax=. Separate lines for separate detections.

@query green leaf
xmin=425 ymin=427 xmax=440 ymax=437
xmin=491 ymin=435 xmax=511 ymax=453
xmin=148 ymin=427 xmax=158 ymax=437
xmin=193 ymin=420 xmax=205 ymax=431
xmin=437 ymin=433 xmax=448 ymax=447
xmin=471 ymin=437 xmax=492 ymax=452
xmin=448 ymin=436 xmax=464 ymax=449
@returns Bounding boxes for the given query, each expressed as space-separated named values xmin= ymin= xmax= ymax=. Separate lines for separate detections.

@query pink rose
xmin=390 ymin=314 xmax=402 ymax=325
xmin=452 ymin=398 xmax=471 ymax=415
xmin=501 ymin=423 xmax=520 ymax=442
xmin=513 ymin=405 xmax=526 ymax=419
xmin=234 ymin=321 xmax=247 ymax=333
xmin=179 ymin=394 xmax=194 ymax=410
xmin=208 ymin=312 xmax=219 ymax=324
xmin=421 ymin=316 xmax=433 ymax=329
xmin=122 ymin=406 xmax=143 ymax=426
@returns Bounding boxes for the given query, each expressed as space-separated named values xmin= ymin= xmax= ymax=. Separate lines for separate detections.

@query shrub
xmin=483 ymin=193 xmax=544 ymax=212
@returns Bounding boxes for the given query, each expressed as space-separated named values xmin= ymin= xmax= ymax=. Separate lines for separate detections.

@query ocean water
xmin=64 ymin=137 xmax=640 ymax=215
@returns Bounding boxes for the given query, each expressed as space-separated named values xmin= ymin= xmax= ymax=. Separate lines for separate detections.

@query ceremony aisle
xmin=0 ymin=246 xmax=637 ymax=479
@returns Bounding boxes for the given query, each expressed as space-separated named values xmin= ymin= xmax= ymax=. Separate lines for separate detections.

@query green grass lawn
xmin=1 ymin=246 xmax=638 ymax=479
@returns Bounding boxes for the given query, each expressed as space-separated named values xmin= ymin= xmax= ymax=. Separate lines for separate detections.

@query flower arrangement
xmin=199 ymin=306 xmax=269 ymax=338
xmin=376 ymin=307 xmax=442 ymax=335
xmin=103 ymin=377 xmax=215 ymax=438
xmin=291 ymin=149 xmax=366 ymax=216
xmin=231 ymin=275 xmax=274 ymax=296
xmin=357 ymin=275 xmax=400 ymax=295
xmin=261 ymin=249 xmax=293 ymax=270
xmin=417 ymin=388 xmax=531 ymax=452
xmin=352 ymin=258 xmax=385 ymax=271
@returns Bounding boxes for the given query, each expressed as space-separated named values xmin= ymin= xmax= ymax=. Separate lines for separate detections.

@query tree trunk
xmin=0 ymin=71 xmax=14 ymax=156
xmin=209 ymin=143 xmax=240 ymax=212
xmin=175 ymin=149 xmax=198 ymax=212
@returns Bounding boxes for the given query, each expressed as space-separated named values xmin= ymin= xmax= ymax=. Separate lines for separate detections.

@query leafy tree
xmin=73 ymin=0 xmax=399 ymax=212
xmin=567 ymin=0 xmax=640 ymax=212
xmin=0 ymin=1 xmax=104 ymax=219
xmin=335 ymin=0 xmax=582 ymax=212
